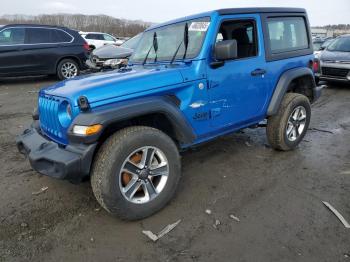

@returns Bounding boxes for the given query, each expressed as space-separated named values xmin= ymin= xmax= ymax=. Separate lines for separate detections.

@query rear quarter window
xmin=267 ymin=17 xmax=309 ymax=54
xmin=51 ymin=29 xmax=73 ymax=43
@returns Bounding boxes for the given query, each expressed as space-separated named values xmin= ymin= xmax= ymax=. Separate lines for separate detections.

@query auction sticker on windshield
xmin=189 ymin=22 xmax=210 ymax=32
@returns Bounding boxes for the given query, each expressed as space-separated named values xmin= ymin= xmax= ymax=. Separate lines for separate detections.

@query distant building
xmin=312 ymin=28 xmax=350 ymax=38
xmin=311 ymin=28 xmax=334 ymax=38
xmin=334 ymin=29 xmax=350 ymax=36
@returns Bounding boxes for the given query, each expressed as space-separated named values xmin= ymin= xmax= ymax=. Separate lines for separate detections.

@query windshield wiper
xmin=170 ymin=23 xmax=189 ymax=64
xmin=142 ymin=32 xmax=158 ymax=65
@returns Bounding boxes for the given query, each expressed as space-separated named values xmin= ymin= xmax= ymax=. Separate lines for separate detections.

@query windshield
xmin=322 ymin=39 xmax=334 ymax=49
xmin=327 ymin=37 xmax=350 ymax=52
xmin=313 ymin=42 xmax=323 ymax=51
xmin=130 ymin=17 xmax=210 ymax=63
xmin=121 ymin=33 xmax=142 ymax=50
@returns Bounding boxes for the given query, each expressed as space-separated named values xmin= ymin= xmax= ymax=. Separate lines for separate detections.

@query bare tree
xmin=0 ymin=14 xmax=151 ymax=37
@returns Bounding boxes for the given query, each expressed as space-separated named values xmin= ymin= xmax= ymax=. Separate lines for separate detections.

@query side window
xmin=51 ymin=29 xmax=73 ymax=43
xmin=103 ymin=34 xmax=115 ymax=41
xmin=267 ymin=17 xmax=309 ymax=53
xmin=26 ymin=28 xmax=51 ymax=44
xmin=216 ymin=20 xmax=258 ymax=59
xmin=0 ymin=28 xmax=25 ymax=45
xmin=96 ymin=34 xmax=105 ymax=40
xmin=85 ymin=34 xmax=98 ymax=40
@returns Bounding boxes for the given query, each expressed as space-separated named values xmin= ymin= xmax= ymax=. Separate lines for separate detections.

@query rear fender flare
xmin=267 ymin=67 xmax=316 ymax=116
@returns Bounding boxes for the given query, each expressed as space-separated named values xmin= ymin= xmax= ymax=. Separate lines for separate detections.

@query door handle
xmin=251 ymin=69 xmax=266 ymax=76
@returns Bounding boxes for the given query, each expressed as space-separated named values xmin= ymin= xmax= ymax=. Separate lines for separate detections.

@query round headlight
xmin=58 ymin=101 xmax=72 ymax=128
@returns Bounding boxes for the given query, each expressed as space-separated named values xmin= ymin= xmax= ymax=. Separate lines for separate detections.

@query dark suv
xmin=0 ymin=24 xmax=90 ymax=80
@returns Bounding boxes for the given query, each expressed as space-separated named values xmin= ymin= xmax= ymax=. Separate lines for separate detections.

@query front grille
xmin=38 ymin=94 xmax=64 ymax=143
xmin=322 ymin=67 xmax=350 ymax=78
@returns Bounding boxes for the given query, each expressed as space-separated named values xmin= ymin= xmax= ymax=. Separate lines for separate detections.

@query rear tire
xmin=91 ymin=126 xmax=181 ymax=220
xmin=56 ymin=59 xmax=79 ymax=80
xmin=267 ymin=93 xmax=311 ymax=151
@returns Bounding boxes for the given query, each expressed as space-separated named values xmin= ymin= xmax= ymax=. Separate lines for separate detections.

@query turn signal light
xmin=72 ymin=124 xmax=102 ymax=136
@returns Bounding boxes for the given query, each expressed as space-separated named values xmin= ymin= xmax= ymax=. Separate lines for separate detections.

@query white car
xmin=79 ymin=32 xmax=124 ymax=49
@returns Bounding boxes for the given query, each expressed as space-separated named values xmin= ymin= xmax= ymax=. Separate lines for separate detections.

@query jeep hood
xmin=42 ymin=66 xmax=184 ymax=106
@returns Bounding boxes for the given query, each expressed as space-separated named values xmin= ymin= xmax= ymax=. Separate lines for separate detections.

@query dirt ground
xmin=0 ymin=76 xmax=349 ymax=262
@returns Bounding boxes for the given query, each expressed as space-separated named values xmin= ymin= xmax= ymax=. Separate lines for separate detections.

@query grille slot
xmin=38 ymin=94 xmax=63 ymax=142
xmin=322 ymin=67 xmax=350 ymax=78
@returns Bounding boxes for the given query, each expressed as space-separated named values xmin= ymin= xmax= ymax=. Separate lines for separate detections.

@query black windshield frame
xmin=130 ymin=17 xmax=211 ymax=64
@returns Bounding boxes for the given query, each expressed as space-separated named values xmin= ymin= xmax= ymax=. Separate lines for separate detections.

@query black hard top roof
xmin=217 ymin=7 xmax=306 ymax=15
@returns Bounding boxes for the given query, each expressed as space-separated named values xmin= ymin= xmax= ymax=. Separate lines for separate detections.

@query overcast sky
xmin=1 ymin=0 xmax=349 ymax=26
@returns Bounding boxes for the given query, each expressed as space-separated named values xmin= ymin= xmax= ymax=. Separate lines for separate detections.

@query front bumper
xmin=16 ymin=124 xmax=96 ymax=182
xmin=318 ymin=75 xmax=350 ymax=83
xmin=316 ymin=62 xmax=350 ymax=83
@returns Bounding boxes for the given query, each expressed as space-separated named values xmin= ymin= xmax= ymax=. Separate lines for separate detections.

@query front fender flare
xmin=68 ymin=96 xmax=196 ymax=144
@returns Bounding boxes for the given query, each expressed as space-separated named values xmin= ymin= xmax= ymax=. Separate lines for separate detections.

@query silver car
xmin=316 ymin=35 xmax=350 ymax=83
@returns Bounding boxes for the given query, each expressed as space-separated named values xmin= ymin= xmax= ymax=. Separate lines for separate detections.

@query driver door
xmin=207 ymin=15 xmax=269 ymax=131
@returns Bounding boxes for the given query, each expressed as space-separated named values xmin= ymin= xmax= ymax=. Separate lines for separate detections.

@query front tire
xmin=267 ymin=93 xmax=311 ymax=151
xmin=91 ymin=126 xmax=181 ymax=220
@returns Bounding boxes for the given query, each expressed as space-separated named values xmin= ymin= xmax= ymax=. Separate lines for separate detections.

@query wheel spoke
xmin=141 ymin=148 xmax=155 ymax=168
xmin=295 ymin=126 xmax=300 ymax=137
xmin=286 ymin=122 xmax=294 ymax=136
xmin=298 ymin=112 xmax=306 ymax=121
xmin=293 ymin=107 xmax=300 ymax=120
xmin=123 ymin=161 xmax=141 ymax=175
xmin=124 ymin=178 xmax=142 ymax=199
xmin=149 ymin=164 xmax=168 ymax=177
xmin=292 ymin=128 xmax=297 ymax=139
xmin=143 ymin=179 xmax=157 ymax=198
xmin=288 ymin=127 xmax=294 ymax=140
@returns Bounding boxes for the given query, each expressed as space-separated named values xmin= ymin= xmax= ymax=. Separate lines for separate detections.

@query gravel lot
xmin=0 ymin=76 xmax=349 ymax=262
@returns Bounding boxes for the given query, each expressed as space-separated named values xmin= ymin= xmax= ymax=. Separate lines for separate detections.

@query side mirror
xmin=210 ymin=40 xmax=238 ymax=69
xmin=319 ymin=46 xmax=326 ymax=51
xmin=215 ymin=39 xmax=238 ymax=61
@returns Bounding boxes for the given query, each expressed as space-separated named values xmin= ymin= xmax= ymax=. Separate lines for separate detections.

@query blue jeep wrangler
xmin=17 ymin=8 xmax=323 ymax=220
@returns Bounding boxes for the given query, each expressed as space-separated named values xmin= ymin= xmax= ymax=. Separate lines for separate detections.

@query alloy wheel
xmin=61 ymin=62 xmax=78 ymax=79
xmin=119 ymin=146 xmax=169 ymax=204
xmin=286 ymin=106 xmax=307 ymax=142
